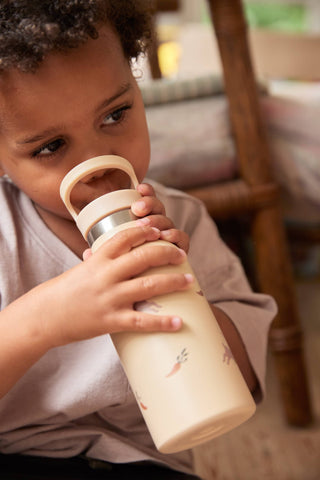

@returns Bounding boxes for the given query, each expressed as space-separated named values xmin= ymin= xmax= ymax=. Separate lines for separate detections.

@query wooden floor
xmin=193 ymin=279 xmax=320 ymax=480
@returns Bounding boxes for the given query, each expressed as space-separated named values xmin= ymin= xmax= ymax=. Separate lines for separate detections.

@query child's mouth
xmin=70 ymin=168 xmax=132 ymax=212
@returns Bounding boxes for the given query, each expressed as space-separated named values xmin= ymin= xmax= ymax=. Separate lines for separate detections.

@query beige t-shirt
xmin=0 ymin=178 xmax=276 ymax=474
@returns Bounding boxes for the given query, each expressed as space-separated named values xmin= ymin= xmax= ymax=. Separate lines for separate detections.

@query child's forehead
xmin=1 ymin=24 xmax=124 ymax=78
xmin=0 ymin=27 xmax=132 ymax=133
xmin=0 ymin=25 xmax=127 ymax=95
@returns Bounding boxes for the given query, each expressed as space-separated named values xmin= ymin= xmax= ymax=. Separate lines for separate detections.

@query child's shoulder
xmin=0 ymin=175 xmax=17 ymax=193
xmin=0 ymin=178 xmax=41 ymax=249
xmin=146 ymin=178 xmax=206 ymax=216
xmin=0 ymin=177 xmax=21 ymax=218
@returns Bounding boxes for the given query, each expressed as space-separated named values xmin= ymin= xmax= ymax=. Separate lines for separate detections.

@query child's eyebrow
xmin=16 ymin=127 xmax=64 ymax=146
xmin=94 ymin=82 xmax=132 ymax=113
xmin=16 ymin=83 xmax=133 ymax=146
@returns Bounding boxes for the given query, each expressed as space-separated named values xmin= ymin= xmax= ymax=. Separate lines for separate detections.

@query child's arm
xmin=0 ymin=225 xmax=193 ymax=398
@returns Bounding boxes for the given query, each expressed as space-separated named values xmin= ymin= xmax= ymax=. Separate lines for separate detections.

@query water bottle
xmin=60 ymin=155 xmax=256 ymax=453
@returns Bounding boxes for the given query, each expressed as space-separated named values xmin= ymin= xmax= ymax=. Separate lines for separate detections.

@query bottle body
xmin=60 ymin=155 xmax=256 ymax=454
xmin=92 ymin=232 xmax=256 ymax=453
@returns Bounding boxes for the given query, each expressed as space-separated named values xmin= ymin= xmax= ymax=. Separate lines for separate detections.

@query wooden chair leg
xmin=207 ymin=0 xmax=313 ymax=425
xmin=252 ymin=204 xmax=313 ymax=425
xmin=148 ymin=16 xmax=162 ymax=79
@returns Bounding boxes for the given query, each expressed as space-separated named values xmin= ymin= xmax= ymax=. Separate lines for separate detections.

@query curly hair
xmin=0 ymin=0 xmax=155 ymax=72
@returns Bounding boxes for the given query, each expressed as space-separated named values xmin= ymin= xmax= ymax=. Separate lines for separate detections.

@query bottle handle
xmin=60 ymin=155 xmax=139 ymax=221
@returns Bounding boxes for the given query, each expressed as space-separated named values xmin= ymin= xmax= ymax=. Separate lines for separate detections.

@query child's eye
xmin=32 ymin=138 xmax=65 ymax=158
xmin=103 ymin=105 xmax=131 ymax=126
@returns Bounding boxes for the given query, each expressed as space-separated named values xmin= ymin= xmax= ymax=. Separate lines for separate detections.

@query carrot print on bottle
xmin=136 ymin=391 xmax=148 ymax=410
xmin=166 ymin=348 xmax=189 ymax=378
xmin=222 ymin=343 xmax=234 ymax=365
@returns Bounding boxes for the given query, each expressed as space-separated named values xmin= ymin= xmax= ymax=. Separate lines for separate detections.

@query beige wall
xmin=249 ymin=29 xmax=320 ymax=80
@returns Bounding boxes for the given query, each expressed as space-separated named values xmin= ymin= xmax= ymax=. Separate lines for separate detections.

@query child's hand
xmin=37 ymin=225 xmax=193 ymax=348
xmin=132 ymin=183 xmax=189 ymax=253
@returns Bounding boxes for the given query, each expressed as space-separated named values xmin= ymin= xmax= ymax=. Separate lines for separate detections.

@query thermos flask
xmin=60 ymin=155 xmax=256 ymax=453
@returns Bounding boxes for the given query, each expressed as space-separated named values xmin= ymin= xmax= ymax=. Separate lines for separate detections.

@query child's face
xmin=0 ymin=25 xmax=150 ymax=226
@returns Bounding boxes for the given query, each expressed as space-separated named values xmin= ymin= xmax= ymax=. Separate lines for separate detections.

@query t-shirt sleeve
xmin=152 ymin=181 xmax=277 ymax=402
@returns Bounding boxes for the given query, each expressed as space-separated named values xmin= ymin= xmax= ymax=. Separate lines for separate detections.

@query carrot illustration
xmin=166 ymin=362 xmax=181 ymax=378
xmin=135 ymin=391 xmax=148 ymax=410
xmin=166 ymin=348 xmax=188 ymax=378
xmin=222 ymin=343 xmax=233 ymax=365
xmin=140 ymin=402 xmax=148 ymax=410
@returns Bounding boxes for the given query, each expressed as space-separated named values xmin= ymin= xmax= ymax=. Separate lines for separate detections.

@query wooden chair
xmin=149 ymin=0 xmax=313 ymax=426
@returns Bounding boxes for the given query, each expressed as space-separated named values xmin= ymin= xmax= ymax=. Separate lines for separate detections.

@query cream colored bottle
xmin=60 ymin=155 xmax=256 ymax=454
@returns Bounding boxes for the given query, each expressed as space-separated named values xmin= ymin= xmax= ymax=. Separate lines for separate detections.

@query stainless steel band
xmin=87 ymin=208 xmax=136 ymax=246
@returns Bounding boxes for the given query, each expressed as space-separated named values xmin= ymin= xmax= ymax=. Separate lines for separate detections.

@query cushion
xmin=140 ymin=75 xmax=320 ymax=225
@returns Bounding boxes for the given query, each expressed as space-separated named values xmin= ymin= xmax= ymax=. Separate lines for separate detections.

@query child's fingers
xmin=124 ymin=271 xmax=194 ymax=306
xmin=112 ymin=309 xmax=183 ymax=333
xmin=82 ymin=248 xmax=92 ymax=261
xmin=109 ymin=271 xmax=194 ymax=333
xmin=136 ymin=182 xmax=156 ymax=197
xmin=133 ymin=183 xmax=165 ymax=218
xmin=136 ymin=214 xmax=174 ymax=230
xmin=160 ymin=229 xmax=190 ymax=253
xmin=110 ymin=242 xmax=187 ymax=282
xmin=131 ymin=195 xmax=165 ymax=217
xmin=135 ymin=217 xmax=189 ymax=253
xmin=97 ymin=226 xmax=161 ymax=259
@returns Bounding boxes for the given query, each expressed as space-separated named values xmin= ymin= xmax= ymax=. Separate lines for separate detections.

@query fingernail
xmin=171 ymin=317 xmax=182 ymax=330
xmin=179 ymin=248 xmax=187 ymax=257
xmin=184 ymin=273 xmax=194 ymax=283
xmin=133 ymin=200 xmax=146 ymax=211
xmin=136 ymin=217 xmax=150 ymax=226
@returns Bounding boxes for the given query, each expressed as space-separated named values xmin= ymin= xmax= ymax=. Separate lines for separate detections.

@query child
xmin=0 ymin=1 xmax=276 ymax=479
